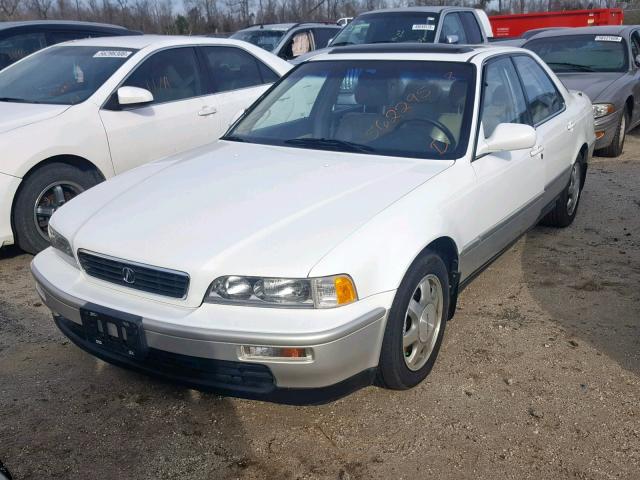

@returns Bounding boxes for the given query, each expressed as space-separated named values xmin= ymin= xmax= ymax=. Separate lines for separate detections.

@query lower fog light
xmin=240 ymin=345 xmax=312 ymax=362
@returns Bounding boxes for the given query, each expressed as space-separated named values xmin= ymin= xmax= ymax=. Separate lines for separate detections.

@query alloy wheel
xmin=33 ymin=181 xmax=83 ymax=240
xmin=566 ymin=162 xmax=581 ymax=216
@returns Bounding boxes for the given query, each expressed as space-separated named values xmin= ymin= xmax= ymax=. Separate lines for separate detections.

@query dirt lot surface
xmin=1 ymin=135 xmax=639 ymax=480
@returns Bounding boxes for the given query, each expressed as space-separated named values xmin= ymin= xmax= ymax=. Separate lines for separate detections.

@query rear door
xmin=198 ymin=45 xmax=278 ymax=134
xmin=512 ymin=54 xmax=574 ymax=201
xmin=99 ymin=46 xmax=209 ymax=173
xmin=462 ymin=55 xmax=545 ymax=278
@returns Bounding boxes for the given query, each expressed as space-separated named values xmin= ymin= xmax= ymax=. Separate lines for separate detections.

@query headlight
xmin=205 ymin=274 xmax=357 ymax=308
xmin=47 ymin=225 xmax=73 ymax=258
xmin=592 ymin=103 xmax=615 ymax=119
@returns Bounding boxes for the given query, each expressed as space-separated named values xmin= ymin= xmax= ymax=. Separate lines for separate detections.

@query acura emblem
xmin=122 ymin=267 xmax=136 ymax=284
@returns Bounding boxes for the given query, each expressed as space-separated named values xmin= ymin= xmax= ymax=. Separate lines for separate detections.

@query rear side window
xmin=201 ymin=46 xmax=274 ymax=92
xmin=313 ymin=28 xmax=338 ymax=48
xmin=513 ymin=55 xmax=564 ymax=125
xmin=0 ymin=32 xmax=47 ymax=69
xmin=459 ymin=12 xmax=483 ymax=43
xmin=123 ymin=47 xmax=203 ymax=104
xmin=439 ymin=13 xmax=467 ymax=44
xmin=481 ymin=57 xmax=530 ymax=137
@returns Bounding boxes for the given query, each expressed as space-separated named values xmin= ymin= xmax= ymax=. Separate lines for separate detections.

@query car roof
xmin=0 ymin=20 xmax=129 ymax=31
xmin=526 ymin=24 xmax=631 ymax=40
xmin=48 ymin=34 xmax=258 ymax=50
xmin=311 ymin=43 xmax=521 ymax=63
xmin=238 ymin=22 xmax=339 ymax=32
xmin=360 ymin=6 xmax=477 ymax=15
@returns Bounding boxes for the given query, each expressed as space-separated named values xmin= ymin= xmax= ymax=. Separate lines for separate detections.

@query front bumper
xmin=0 ymin=173 xmax=21 ymax=247
xmin=594 ymin=110 xmax=622 ymax=150
xmin=31 ymin=248 xmax=393 ymax=403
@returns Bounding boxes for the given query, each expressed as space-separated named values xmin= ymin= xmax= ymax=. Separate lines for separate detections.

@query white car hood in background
xmin=0 ymin=102 xmax=70 ymax=134
xmin=68 ymin=141 xmax=452 ymax=302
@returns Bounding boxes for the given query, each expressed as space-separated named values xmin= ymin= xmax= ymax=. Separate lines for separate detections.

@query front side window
xmin=459 ymin=12 xmax=483 ymax=43
xmin=229 ymin=29 xmax=287 ymax=52
xmin=631 ymin=31 xmax=640 ymax=60
xmin=202 ymin=46 xmax=272 ymax=93
xmin=313 ymin=28 xmax=339 ymax=48
xmin=481 ymin=57 xmax=530 ymax=137
xmin=0 ymin=32 xmax=47 ymax=70
xmin=439 ymin=13 xmax=467 ymax=44
xmin=123 ymin=47 xmax=202 ymax=104
xmin=226 ymin=60 xmax=476 ymax=160
xmin=281 ymin=30 xmax=313 ymax=59
xmin=331 ymin=12 xmax=440 ymax=46
xmin=513 ymin=55 xmax=564 ymax=125
xmin=0 ymin=45 xmax=134 ymax=105
xmin=525 ymin=34 xmax=628 ymax=73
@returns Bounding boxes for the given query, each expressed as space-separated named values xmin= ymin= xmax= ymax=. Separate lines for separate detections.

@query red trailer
xmin=489 ymin=8 xmax=624 ymax=38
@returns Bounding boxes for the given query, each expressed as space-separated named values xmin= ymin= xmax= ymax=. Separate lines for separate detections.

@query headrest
xmin=449 ymin=80 xmax=467 ymax=102
xmin=354 ymin=71 xmax=390 ymax=107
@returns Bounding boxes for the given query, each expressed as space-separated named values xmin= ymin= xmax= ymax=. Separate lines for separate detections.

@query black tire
xmin=12 ymin=163 xmax=101 ymax=254
xmin=377 ymin=251 xmax=449 ymax=390
xmin=597 ymin=108 xmax=628 ymax=158
xmin=541 ymin=155 xmax=584 ymax=228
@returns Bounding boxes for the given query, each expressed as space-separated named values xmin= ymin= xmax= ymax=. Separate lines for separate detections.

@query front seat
xmin=334 ymin=71 xmax=391 ymax=143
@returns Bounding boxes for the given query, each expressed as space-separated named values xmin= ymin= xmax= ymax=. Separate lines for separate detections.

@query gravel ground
xmin=1 ymin=134 xmax=639 ymax=480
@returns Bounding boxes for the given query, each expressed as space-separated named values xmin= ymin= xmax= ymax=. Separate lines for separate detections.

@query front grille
xmin=78 ymin=250 xmax=189 ymax=299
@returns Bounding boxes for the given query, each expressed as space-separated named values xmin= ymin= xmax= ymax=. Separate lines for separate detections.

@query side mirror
xmin=117 ymin=86 xmax=153 ymax=106
xmin=476 ymin=123 xmax=537 ymax=157
xmin=635 ymin=54 xmax=640 ymax=67
xmin=445 ymin=34 xmax=459 ymax=44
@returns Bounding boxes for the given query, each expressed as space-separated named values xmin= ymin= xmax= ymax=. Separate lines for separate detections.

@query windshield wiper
xmin=0 ymin=97 xmax=33 ymax=103
xmin=221 ymin=135 xmax=246 ymax=142
xmin=546 ymin=62 xmax=595 ymax=72
xmin=284 ymin=137 xmax=374 ymax=154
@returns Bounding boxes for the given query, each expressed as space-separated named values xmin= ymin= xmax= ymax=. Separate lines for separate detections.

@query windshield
xmin=0 ymin=45 xmax=135 ymax=105
xmin=231 ymin=29 xmax=287 ymax=51
xmin=331 ymin=12 xmax=440 ymax=46
xmin=225 ymin=60 xmax=476 ymax=160
xmin=525 ymin=34 xmax=628 ymax=73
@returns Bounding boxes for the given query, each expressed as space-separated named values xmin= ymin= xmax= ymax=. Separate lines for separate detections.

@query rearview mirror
xmin=117 ymin=86 xmax=153 ymax=106
xmin=476 ymin=123 xmax=537 ymax=157
xmin=445 ymin=35 xmax=459 ymax=44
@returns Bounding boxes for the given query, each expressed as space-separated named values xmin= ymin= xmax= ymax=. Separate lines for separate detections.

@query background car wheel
xmin=598 ymin=108 xmax=628 ymax=158
xmin=377 ymin=251 xmax=449 ymax=390
xmin=12 ymin=163 xmax=101 ymax=254
xmin=541 ymin=156 xmax=584 ymax=228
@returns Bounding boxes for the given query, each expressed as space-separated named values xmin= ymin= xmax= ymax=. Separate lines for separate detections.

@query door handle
xmin=198 ymin=106 xmax=217 ymax=116
xmin=530 ymin=145 xmax=544 ymax=157
xmin=567 ymin=120 xmax=575 ymax=131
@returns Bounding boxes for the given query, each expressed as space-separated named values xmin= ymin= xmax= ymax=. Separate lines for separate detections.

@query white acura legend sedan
xmin=0 ymin=35 xmax=291 ymax=253
xmin=32 ymin=44 xmax=595 ymax=404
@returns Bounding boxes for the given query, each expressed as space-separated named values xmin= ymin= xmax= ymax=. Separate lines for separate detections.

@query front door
xmin=99 ymin=47 xmax=214 ymax=174
xmin=461 ymin=56 xmax=545 ymax=278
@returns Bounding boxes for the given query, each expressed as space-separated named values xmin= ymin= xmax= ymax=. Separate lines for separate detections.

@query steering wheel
xmin=395 ymin=118 xmax=457 ymax=150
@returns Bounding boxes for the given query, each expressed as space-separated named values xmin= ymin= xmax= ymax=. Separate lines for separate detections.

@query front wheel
xmin=598 ymin=108 xmax=627 ymax=158
xmin=377 ymin=251 xmax=449 ymax=390
xmin=12 ymin=163 xmax=100 ymax=254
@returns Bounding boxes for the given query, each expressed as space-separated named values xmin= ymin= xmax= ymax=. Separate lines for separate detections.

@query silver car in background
xmin=524 ymin=25 xmax=640 ymax=157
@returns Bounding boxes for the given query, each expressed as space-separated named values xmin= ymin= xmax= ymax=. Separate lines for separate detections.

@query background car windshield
xmin=331 ymin=13 xmax=440 ymax=46
xmin=231 ymin=30 xmax=286 ymax=51
xmin=0 ymin=45 xmax=135 ymax=105
xmin=525 ymin=35 xmax=628 ymax=72
xmin=227 ymin=60 xmax=475 ymax=160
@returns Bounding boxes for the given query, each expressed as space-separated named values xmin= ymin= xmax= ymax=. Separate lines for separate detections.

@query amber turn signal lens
xmin=335 ymin=276 xmax=357 ymax=305
xmin=595 ymin=130 xmax=606 ymax=139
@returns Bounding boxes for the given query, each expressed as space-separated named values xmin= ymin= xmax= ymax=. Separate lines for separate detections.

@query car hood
xmin=0 ymin=102 xmax=70 ymax=134
xmin=555 ymin=72 xmax=623 ymax=102
xmin=62 ymin=141 xmax=452 ymax=305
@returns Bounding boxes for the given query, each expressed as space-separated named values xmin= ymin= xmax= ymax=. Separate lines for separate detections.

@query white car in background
xmin=0 ymin=35 xmax=291 ymax=253
xmin=32 ymin=44 xmax=594 ymax=404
